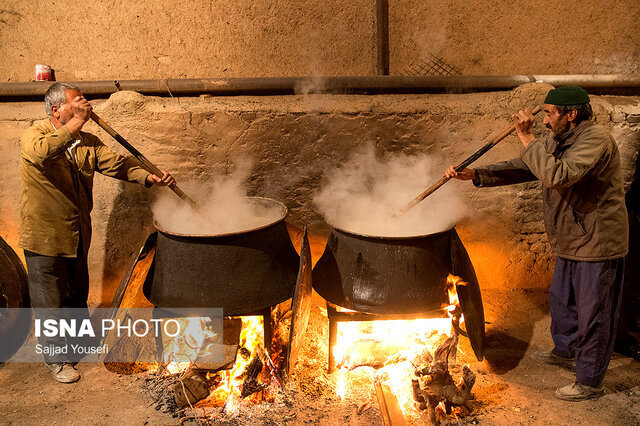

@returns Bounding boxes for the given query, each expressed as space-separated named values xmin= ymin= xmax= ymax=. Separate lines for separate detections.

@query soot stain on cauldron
xmin=352 ymin=252 xmax=386 ymax=306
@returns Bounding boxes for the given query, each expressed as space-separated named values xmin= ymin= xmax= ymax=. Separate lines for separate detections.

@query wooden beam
xmin=374 ymin=381 xmax=407 ymax=426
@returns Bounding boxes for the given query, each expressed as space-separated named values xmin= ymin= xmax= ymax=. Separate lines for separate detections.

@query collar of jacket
xmin=551 ymin=120 xmax=592 ymax=156
xmin=46 ymin=119 xmax=88 ymax=167
xmin=45 ymin=118 xmax=86 ymax=139
xmin=44 ymin=118 xmax=55 ymax=132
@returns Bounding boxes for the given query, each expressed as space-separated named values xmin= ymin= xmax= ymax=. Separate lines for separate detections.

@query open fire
xmin=333 ymin=317 xmax=453 ymax=405
xmin=331 ymin=274 xmax=475 ymax=423
xmin=161 ymin=315 xmax=282 ymax=414
xmin=145 ymin=271 xmax=477 ymax=424
xmin=199 ymin=316 xmax=278 ymax=411
xmin=164 ymin=317 xmax=219 ymax=375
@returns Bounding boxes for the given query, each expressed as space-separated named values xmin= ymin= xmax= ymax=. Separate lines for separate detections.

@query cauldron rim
xmin=329 ymin=223 xmax=455 ymax=240
xmin=153 ymin=196 xmax=288 ymax=238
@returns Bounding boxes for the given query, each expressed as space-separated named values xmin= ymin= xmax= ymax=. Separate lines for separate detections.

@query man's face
xmin=51 ymin=89 xmax=82 ymax=125
xmin=542 ymin=104 xmax=571 ymax=137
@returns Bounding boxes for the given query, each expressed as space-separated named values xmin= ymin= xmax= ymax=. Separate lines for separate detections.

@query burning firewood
xmin=411 ymin=334 xmax=476 ymax=425
xmin=240 ymin=354 xmax=268 ymax=399
xmin=375 ymin=380 xmax=407 ymax=426
xmin=346 ymin=361 xmax=385 ymax=370
xmin=341 ymin=351 xmax=408 ymax=371
xmin=270 ymin=301 xmax=292 ymax=379
xmin=173 ymin=373 xmax=210 ymax=408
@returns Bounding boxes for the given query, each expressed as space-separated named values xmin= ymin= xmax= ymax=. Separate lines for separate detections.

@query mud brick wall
xmin=1 ymin=0 xmax=638 ymax=82
xmin=1 ymin=84 xmax=638 ymax=305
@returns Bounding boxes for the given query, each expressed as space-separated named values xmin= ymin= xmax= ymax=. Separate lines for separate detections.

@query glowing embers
xmin=331 ymin=274 xmax=469 ymax=418
xmin=333 ymin=317 xmax=454 ymax=415
xmin=164 ymin=317 xmax=218 ymax=375
xmin=163 ymin=316 xmax=280 ymax=414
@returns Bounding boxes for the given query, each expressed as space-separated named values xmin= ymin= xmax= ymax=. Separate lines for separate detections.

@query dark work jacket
xmin=474 ymin=121 xmax=628 ymax=262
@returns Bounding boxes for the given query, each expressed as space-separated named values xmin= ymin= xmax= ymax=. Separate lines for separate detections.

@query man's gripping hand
xmin=146 ymin=171 xmax=176 ymax=187
xmin=512 ymin=108 xmax=536 ymax=147
xmin=71 ymin=96 xmax=92 ymax=123
xmin=65 ymin=96 xmax=93 ymax=135
xmin=444 ymin=165 xmax=476 ymax=180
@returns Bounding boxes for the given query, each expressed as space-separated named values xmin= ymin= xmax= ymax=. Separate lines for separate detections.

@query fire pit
xmin=111 ymin=197 xmax=310 ymax=412
xmin=308 ymin=224 xmax=485 ymax=423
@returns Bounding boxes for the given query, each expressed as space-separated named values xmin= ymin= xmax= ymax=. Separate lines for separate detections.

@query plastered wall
xmin=1 ymin=0 xmax=639 ymax=82
xmin=1 ymin=84 xmax=639 ymax=306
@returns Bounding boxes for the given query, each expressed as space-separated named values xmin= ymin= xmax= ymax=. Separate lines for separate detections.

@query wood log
xmin=173 ymin=374 xmax=210 ymax=408
xmin=346 ymin=361 xmax=385 ymax=370
xmin=374 ymin=381 xmax=407 ymax=426
xmin=240 ymin=354 xmax=266 ymax=399
xmin=411 ymin=334 xmax=477 ymax=425
xmin=286 ymin=226 xmax=312 ymax=378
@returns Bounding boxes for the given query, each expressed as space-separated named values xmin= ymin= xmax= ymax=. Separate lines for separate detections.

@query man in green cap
xmin=445 ymin=86 xmax=628 ymax=401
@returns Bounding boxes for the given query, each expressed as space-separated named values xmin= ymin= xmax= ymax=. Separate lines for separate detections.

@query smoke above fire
xmin=152 ymin=161 xmax=283 ymax=236
xmin=314 ymin=145 xmax=468 ymax=237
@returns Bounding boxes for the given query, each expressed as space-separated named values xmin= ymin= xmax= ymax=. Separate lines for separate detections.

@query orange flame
xmin=332 ymin=274 xmax=467 ymax=416
xmin=333 ymin=317 xmax=453 ymax=413
xmin=164 ymin=317 xmax=218 ymax=375
xmin=444 ymin=273 xmax=466 ymax=327
xmin=195 ymin=316 xmax=276 ymax=412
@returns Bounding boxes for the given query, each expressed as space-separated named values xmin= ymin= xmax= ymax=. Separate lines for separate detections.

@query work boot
xmin=554 ymin=382 xmax=604 ymax=401
xmin=530 ymin=350 xmax=576 ymax=371
xmin=46 ymin=362 xmax=80 ymax=383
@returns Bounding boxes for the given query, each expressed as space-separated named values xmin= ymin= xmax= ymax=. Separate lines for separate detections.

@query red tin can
xmin=35 ymin=65 xmax=52 ymax=81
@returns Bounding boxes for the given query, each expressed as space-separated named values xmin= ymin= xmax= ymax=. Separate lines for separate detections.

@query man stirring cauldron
xmin=19 ymin=82 xmax=176 ymax=383
xmin=445 ymin=86 xmax=628 ymax=401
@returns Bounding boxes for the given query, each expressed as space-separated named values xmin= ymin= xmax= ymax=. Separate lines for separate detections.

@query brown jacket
xmin=19 ymin=119 xmax=150 ymax=257
xmin=474 ymin=121 xmax=628 ymax=261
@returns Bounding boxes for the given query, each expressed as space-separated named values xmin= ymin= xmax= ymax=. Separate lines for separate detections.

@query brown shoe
xmin=46 ymin=362 xmax=80 ymax=383
xmin=530 ymin=350 xmax=576 ymax=371
xmin=554 ymin=382 xmax=604 ymax=401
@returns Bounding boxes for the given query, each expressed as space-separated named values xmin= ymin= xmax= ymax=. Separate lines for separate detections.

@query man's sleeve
xmin=94 ymin=137 xmax=151 ymax=186
xmin=520 ymin=129 xmax=609 ymax=189
xmin=473 ymin=158 xmax=538 ymax=187
xmin=21 ymin=125 xmax=73 ymax=166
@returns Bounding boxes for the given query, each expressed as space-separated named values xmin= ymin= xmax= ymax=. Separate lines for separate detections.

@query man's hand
xmin=65 ymin=96 xmax=93 ymax=135
xmin=444 ymin=165 xmax=476 ymax=180
xmin=146 ymin=171 xmax=176 ymax=187
xmin=71 ymin=96 xmax=92 ymax=123
xmin=512 ymin=108 xmax=536 ymax=148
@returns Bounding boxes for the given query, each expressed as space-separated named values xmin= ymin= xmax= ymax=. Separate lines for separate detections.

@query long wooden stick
xmin=394 ymin=106 xmax=542 ymax=217
xmin=90 ymin=111 xmax=199 ymax=209
xmin=374 ymin=380 xmax=407 ymax=426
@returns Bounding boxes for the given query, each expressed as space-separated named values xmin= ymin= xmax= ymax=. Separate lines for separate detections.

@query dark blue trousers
xmin=549 ymin=257 xmax=625 ymax=387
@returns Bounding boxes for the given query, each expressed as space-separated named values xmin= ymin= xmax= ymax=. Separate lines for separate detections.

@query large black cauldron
xmin=143 ymin=197 xmax=300 ymax=316
xmin=312 ymin=225 xmax=485 ymax=359
xmin=0 ymin=236 xmax=31 ymax=361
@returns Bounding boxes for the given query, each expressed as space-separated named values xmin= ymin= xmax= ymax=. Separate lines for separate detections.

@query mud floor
xmin=0 ymin=232 xmax=639 ymax=425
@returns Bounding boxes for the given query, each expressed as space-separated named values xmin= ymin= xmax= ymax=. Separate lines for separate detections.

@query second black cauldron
xmin=312 ymin=225 xmax=485 ymax=360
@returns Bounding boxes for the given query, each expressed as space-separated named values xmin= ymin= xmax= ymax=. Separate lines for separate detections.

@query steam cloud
xmin=152 ymin=162 xmax=283 ymax=235
xmin=314 ymin=145 xmax=468 ymax=237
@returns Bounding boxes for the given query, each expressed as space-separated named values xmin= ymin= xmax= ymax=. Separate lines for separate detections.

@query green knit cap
xmin=544 ymin=86 xmax=590 ymax=105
